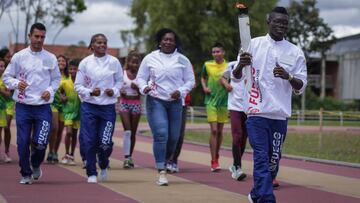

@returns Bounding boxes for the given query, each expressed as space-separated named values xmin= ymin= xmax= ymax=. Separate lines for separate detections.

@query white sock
xmin=123 ymin=130 xmax=131 ymax=157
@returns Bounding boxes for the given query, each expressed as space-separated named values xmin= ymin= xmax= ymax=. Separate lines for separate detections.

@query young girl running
xmin=0 ymin=48 xmax=14 ymax=163
xmin=117 ymin=50 xmax=142 ymax=169
xmin=47 ymin=55 xmax=67 ymax=163
xmin=0 ymin=58 xmax=11 ymax=161
xmin=59 ymin=59 xmax=81 ymax=165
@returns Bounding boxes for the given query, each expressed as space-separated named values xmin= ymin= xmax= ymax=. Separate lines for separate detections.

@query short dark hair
xmin=88 ymin=33 xmax=107 ymax=50
xmin=69 ymin=58 xmax=81 ymax=67
xmin=212 ymin=42 xmax=224 ymax=50
xmin=30 ymin=23 xmax=46 ymax=34
xmin=271 ymin=6 xmax=288 ymax=16
xmin=0 ymin=48 xmax=9 ymax=58
xmin=155 ymin=28 xmax=182 ymax=52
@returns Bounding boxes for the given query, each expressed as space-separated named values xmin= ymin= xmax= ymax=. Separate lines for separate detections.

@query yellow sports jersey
xmin=201 ymin=60 xmax=228 ymax=107
xmin=60 ymin=77 xmax=80 ymax=122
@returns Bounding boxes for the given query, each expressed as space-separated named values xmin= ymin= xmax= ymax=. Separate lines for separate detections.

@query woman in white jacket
xmin=74 ymin=33 xmax=123 ymax=183
xmin=136 ymin=28 xmax=195 ymax=186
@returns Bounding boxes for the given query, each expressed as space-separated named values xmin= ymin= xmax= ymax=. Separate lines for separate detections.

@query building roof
xmin=328 ymin=33 xmax=360 ymax=55
xmin=9 ymin=43 xmax=120 ymax=59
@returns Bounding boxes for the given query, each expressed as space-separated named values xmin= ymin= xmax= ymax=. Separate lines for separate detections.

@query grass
xmin=143 ymin=129 xmax=360 ymax=164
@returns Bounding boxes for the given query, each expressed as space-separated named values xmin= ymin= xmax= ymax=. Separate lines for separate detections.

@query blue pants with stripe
xmin=80 ymin=102 xmax=116 ymax=177
xmin=16 ymin=103 xmax=52 ymax=177
xmin=246 ymin=116 xmax=287 ymax=203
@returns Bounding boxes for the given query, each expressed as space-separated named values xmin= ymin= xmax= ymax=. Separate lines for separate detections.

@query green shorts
xmin=206 ymin=105 xmax=228 ymax=123
xmin=5 ymin=101 xmax=14 ymax=116
xmin=64 ymin=119 xmax=80 ymax=129
xmin=0 ymin=109 xmax=7 ymax=127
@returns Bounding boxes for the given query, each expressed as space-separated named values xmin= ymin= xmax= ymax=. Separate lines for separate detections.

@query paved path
xmin=0 ymin=123 xmax=359 ymax=202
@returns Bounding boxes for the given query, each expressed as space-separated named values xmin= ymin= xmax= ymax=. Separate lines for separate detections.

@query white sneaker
xmin=248 ymin=194 xmax=255 ymax=203
xmin=166 ymin=163 xmax=172 ymax=172
xmin=4 ymin=153 xmax=12 ymax=163
xmin=60 ymin=155 xmax=69 ymax=165
xmin=20 ymin=176 xmax=33 ymax=185
xmin=32 ymin=167 xmax=42 ymax=180
xmin=229 ymin=165 xmax=246 ymax=181
xmin=171 ymin=163 xmax=179 ymax=173
xmin=87 ymin=175 xmax=97 ymax=183
xmin=100 ymin=169 xmax=108 ymax=181
xmin=67 ymin=155 xmax=76 ymax=166
xmin=156 ymin=170 xmax=168 ymax=186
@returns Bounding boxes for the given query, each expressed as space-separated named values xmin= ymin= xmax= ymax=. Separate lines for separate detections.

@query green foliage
xmin=13 ymin=0 xmax=86 ymax=44
xmin=287 ymin=0 xmax=336 ymax=59
xmin=129 ymin=0 xmax=277 ymax=105
xmin=292 ymin=88 xmax=358 ymax=110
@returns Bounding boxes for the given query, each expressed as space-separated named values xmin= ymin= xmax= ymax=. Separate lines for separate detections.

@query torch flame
xmin=235 ymin=3 xmax=247 ymax=9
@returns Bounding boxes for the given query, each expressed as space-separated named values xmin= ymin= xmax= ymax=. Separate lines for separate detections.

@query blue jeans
xmin=246 ymin=116 xmax=287 ymax=203
xmin=146 ymin=96 xmax=182 ymax=170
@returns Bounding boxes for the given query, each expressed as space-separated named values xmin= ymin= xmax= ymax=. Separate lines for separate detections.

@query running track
xmin=0 ymin=123 xmax=359 ymax=203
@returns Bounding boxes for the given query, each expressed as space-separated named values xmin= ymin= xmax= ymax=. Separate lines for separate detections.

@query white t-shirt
xmin=122 ymin=70 xmax=139 ymax=96
xmin=223 ymin=61 xmax=246 ymax=112
xmin=136 ymin=50 xmax=195 ymax=101
xmin=236 ymin=34 xmax=307 ymax=120
xmin=74 ymin=54 xmax=123 ymax=105
xmin=3 ymin=47 xmax=61 ymax=105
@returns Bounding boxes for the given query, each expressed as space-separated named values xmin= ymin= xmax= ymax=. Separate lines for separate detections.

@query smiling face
xmin=69 ymin=65 xmax=78 ymax=78
xmin=0 ymin=60 xmax=5 ymax=74
xmin=28 ymin=28 xmax=46 ymax=52
xmin=212 ymin=47 xmax=225 ymax=64
xmin=267 ymin=12 xmax=289 ymax=41
xmin=160 ymin=32 xmax=176 ymax=54
xmin=127 ymin=55 xmax=141 ymax=72
xmin=91 ymin=35 xmax=107 ymax=57
xmin=57 ymin=56 xmax=67 ymax=73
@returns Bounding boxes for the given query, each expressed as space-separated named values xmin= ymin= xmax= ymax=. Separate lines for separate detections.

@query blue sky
xmin=1 ymin=0 xmax=359 ymax=48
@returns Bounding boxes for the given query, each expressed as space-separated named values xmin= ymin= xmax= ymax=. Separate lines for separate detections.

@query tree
xmin=0 ymin=0 xmax=14 ymax=21
xmin=128 ymin=0 xmax=277 ymax=105
xmin=287 ymin=0 xmax=336 ymax=101
xmin=10 ymin=0 xmax=86 ymax=45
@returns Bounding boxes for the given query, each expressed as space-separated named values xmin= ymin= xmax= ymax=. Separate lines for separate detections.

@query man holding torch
xmin=233 ymin=6 xmax=307 ymax=203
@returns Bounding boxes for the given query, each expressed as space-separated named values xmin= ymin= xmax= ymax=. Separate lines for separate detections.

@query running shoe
xmin=100 ymin=169 xmax=108 ymax=181
xmin=53 ymin=153 xmax=59 ymax=163
xmin=32 ymin=167 xmax=42 ymax=180
xmin=67 ymin=155 xmax=76 ymax=166
xmin=60 ymin=154 xmax=70 ymax=165
xmin=20 ymin=176 xmax=33 ymax=185
xmin=123 ymin=159 xmax=131 ymax=169
xmin=4 ymin=153 xmax=12 ymax=163
xmin=211 ymin=160 xmax=221 ymax=172
xmin=166 ymin=163 xmax=173 ymax=173
xmin=247 ymin=194 xmax=256 ymax=203
xmin=46 ymin=152 xmax=53 ymax=163
xmin=171 ymin=163 xmax=179 ymax=173
xmin=156 ymin=170 xmax=168 ymax=186
xmin=128 ymin=158 xmax=134 ymax=168
xmin=87 ymin=175 xmax=97 ymax=183
xmin=229 ymin=165 xmax=246 ymax=181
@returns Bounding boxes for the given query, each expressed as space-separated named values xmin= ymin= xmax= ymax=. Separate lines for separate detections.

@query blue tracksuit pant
xmin=246 ymin=116 xmax=287 ymax=203
xmin=16 ymin=103 xmax=52 ymax=177
xmin=80 ymin=102 xmax=116 ymax=177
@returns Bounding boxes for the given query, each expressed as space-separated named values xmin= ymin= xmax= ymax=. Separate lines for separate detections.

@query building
xmin=9 ymin=43 xmax=120 ymax=60
xmin=308 ymin=33 xmax=360 ymax=100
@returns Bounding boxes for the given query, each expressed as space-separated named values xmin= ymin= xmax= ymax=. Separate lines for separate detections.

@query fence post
xmin=319 ymin=108 xmax=323 ymax=132
xmin=189 ymin=106 xmax=194 ymax=124
xmin=297 ymin=110 xmax=300 ymax=126
xmin=339 ymin=111 xmax=343 ymax=126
